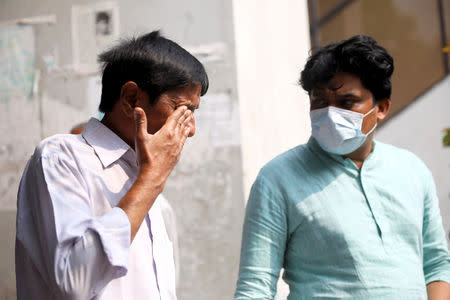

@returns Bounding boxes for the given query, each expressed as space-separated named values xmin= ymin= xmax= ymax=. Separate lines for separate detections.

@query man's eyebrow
xmin=336 ymin=92 xmax=360 ymax=98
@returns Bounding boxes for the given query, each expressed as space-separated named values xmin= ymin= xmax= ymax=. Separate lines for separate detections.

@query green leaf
xmin=443 ymin=128 xmax=450 ymax=147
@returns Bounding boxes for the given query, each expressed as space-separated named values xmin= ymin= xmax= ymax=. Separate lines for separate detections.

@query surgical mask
xmin=310 ymin=106 xmax=377 ymax=155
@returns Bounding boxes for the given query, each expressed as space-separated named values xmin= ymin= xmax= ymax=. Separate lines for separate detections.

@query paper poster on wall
xmin=0 ymin=25 xmax=35 ymax=102
xmin=71 ymin=1 xmax=119 ymax=74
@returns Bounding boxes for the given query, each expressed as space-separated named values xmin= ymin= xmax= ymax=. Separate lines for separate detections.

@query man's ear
xmin=119 ymin=81 xmax=139 ymax=118
xmin=376 ymin=98 xmax=391 ymax=121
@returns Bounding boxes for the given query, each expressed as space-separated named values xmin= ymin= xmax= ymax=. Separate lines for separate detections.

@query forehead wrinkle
xmin=327 ymin=81 xmax=344 ymax=91
xmin=312 ymin=80 xmax=344 ymax=95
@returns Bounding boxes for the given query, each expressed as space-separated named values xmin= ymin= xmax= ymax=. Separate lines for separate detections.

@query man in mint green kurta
xmin=235 ymin=35 xmax=450 ymax=299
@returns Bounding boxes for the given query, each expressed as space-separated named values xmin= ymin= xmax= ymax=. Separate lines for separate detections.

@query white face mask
xmin=310 ymin=106 xmax=377 ymax=155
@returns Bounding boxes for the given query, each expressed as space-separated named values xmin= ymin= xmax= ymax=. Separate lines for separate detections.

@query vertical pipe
xmin=437 ymin=0 xmax=449 ymax=73
xmin=308 ymin=0 xmax=319 ymax=51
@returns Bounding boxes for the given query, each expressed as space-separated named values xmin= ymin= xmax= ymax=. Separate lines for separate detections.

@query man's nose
xmin=188 ymin=116 xmax=196 ymax=137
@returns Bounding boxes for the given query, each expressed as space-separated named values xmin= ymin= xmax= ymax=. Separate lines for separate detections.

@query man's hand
xmin=118 ymin=105 xmax=192 ymax=242
xmin=134 ymin=106 xmax=192 ymax=190
xmin=427 ymin=281 xmax=450 ymax=300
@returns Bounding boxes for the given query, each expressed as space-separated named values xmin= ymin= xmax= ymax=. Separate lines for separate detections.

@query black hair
xmin=300 ymin=35 xmax=394 ymax=101
xmin=98 ymin=30 xmax=209 ymax=112
xmin=96 ymin=11 xmax=110 ymax=23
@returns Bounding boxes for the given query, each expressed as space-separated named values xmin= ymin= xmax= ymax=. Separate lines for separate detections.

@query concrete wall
xmin=0 ymin=1 xmax=244 ymax=299
xmin=376 ymin=75 xmax=450 ymax=247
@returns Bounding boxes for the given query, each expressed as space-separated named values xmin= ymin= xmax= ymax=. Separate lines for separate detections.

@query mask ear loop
xmin=363 ymin=106 xmax=376 ymax=117
xmin=365 ymin=122 xmax=377 ymax=136
xmin=363 ymin=105 xmax=378 ymax=135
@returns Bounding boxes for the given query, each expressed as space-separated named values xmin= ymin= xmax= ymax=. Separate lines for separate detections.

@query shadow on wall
xmin=0 ymin=211 xmax=16 ymax=300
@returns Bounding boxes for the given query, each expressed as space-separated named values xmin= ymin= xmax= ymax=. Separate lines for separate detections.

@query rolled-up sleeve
xmin=235 ymin=173 xmax=287 ymax=300
xmin=422 ymin=170 xmax=450 ymax=285
xmin=18 ymin=152 xmax=131 ymax=299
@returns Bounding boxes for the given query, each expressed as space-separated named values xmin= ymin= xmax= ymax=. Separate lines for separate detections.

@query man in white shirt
xmin=15 ymin=30 xmax=208 ymax=300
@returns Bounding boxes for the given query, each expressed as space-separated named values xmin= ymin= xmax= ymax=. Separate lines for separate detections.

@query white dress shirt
xmin=16 ymin=118 xmax=177 ymax=300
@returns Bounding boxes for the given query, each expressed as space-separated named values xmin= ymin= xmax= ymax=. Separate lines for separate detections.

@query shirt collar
xmin=82 ymin=118 xmax=135 ymax=168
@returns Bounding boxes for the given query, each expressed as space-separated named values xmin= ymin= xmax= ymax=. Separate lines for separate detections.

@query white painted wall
xmin=232 ymin=0 xmax=312 ymax=200
xmin=232 ymin=1 xmax=311 ymax=298
xmin=376 ymin=75 xmax=450 ymax=247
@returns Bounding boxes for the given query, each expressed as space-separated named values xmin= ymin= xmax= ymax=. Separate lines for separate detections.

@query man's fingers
xmin=179 ymin=125 xmax=191 ymax=148
xmin=178 ymin=114 xmax=193 ymax=144
xmin=181 ymin=113 xmax=193 ymax=131
xmin=177 ymin=110 xmax=192 ymax=128
xmin=134 ymin=107 xmax=147 ymax=138
xmin=167 ymin=106 xmax=188 ymax=129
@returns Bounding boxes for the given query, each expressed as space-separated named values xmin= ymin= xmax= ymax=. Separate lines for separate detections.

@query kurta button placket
xmin=360 ymin=164 xmax=386 ymax=245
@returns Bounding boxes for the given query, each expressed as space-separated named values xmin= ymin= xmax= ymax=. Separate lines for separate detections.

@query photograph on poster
xmin=71 ymin=2 xmax=119 ymax=74
xmin=95 ymin=10 xmax=112 ymax=36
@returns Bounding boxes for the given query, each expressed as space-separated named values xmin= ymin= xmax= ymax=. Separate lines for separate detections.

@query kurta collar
xmin=307 ymin=136 xmax=380 ymax=172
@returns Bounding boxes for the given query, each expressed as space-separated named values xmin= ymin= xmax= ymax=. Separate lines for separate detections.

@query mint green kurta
xmin=235 ymin=138 xmax=450 ymax=299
